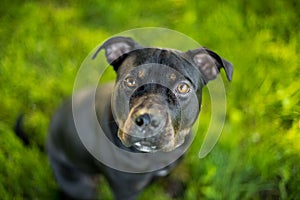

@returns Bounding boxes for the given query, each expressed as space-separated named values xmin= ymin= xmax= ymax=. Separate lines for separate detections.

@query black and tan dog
xmin=46 ymin=36 xmax=233 ymax=199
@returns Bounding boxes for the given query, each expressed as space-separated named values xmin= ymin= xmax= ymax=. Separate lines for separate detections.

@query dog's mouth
xmin=133 ymin=141 xmax=158 ymax=153
xmin=118 ymin=129 xmax=168 ymax=153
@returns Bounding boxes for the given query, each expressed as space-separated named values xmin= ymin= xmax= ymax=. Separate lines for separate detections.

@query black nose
xmin=135 ymin=113 xmax=151 ymax=127
xmin=135 ymin=113 xmax=161 ymax=129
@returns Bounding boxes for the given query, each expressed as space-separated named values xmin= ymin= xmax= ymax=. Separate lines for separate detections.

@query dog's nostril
xmin=135 ymin=114 xmax=151 ymax=127
xmin=151 ymin=118 xmax=160 ymax=128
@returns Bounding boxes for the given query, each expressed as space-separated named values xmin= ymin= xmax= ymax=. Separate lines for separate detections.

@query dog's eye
xmin=177 ymin=82 xmax=190 ymax=94
xmin=124 ymin=77 xmax=137 ymax=88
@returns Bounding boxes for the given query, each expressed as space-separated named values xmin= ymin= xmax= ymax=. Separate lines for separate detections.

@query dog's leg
xmin=102 ymin=168 xmax=154 ymax=200
xmin=48 ymin=152 xmax=99 ymax=199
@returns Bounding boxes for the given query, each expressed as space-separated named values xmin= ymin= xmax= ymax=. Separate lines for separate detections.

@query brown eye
xmin=177 ymin=82 xmax=190 ymax=94
xmin=124 ymin=77 xmax=136 ymax=88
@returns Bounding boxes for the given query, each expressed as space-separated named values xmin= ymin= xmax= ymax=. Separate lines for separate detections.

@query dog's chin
xmin=132 ymin=141 xmax=159 ymax=153
xmin=117 ymin=131 xmax=160 ymax=153
xmin=132 ymin=141 xmax=176 ymax=153
xmin=131 ymin=132 xmax=189 ymax=153
xmin=117 ymin=130 xmax=176 ymax=153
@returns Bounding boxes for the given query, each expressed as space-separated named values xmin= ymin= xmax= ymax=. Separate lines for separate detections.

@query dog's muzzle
xmin=117 ymin=89 xmax=178 ymax=152
xmin=119 ymin=104 xmax=171 ymax=152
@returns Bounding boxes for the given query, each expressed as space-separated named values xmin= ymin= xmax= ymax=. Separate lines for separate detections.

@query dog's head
xmin=94 ymin=36 xmax=233 ymax=153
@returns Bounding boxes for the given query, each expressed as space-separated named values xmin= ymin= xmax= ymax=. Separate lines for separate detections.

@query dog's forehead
xmin=118 ymin=48 xmax=201 ymax=84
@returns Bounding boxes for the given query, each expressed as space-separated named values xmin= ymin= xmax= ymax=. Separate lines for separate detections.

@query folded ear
xmin=92 ymin=36 xmax=142 ymax=71
xmin=186 ymin=48 xmax=233 ymax=84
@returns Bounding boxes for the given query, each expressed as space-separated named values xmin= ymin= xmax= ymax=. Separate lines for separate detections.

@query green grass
xmin=0 ymin=0 xmax=299 ymax=199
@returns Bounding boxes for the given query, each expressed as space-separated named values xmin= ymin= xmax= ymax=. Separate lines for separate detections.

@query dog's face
xmin=112 ymin=49 xmax=202 ymax=152
xmin=94 ymin=37 xmax=233 ymax=153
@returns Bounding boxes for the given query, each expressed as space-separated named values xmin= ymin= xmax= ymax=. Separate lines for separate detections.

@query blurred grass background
xmin=0 ymin=0 xmax=299 ymax=199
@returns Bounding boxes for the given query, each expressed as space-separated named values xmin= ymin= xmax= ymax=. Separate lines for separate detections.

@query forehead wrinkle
xmin=127 ymin=49 xmax=202 ymax=88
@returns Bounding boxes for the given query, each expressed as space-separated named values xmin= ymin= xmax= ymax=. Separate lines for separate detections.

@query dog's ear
xmin=92 ymin=36 xmax=142 ymax=71
xmin=186 ymin=48 xmax=233 ymax=84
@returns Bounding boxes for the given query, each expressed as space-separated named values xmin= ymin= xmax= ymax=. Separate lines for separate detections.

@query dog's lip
xmin=133 ymin=141 xmax=158 ymax=153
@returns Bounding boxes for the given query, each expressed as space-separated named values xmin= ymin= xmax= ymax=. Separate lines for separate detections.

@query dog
xmin=46 ymin=36 xmax=233 ymax=199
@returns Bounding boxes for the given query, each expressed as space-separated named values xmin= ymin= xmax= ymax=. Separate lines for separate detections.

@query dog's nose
xmin=135 ymin=113 xmax=160 ymax=128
